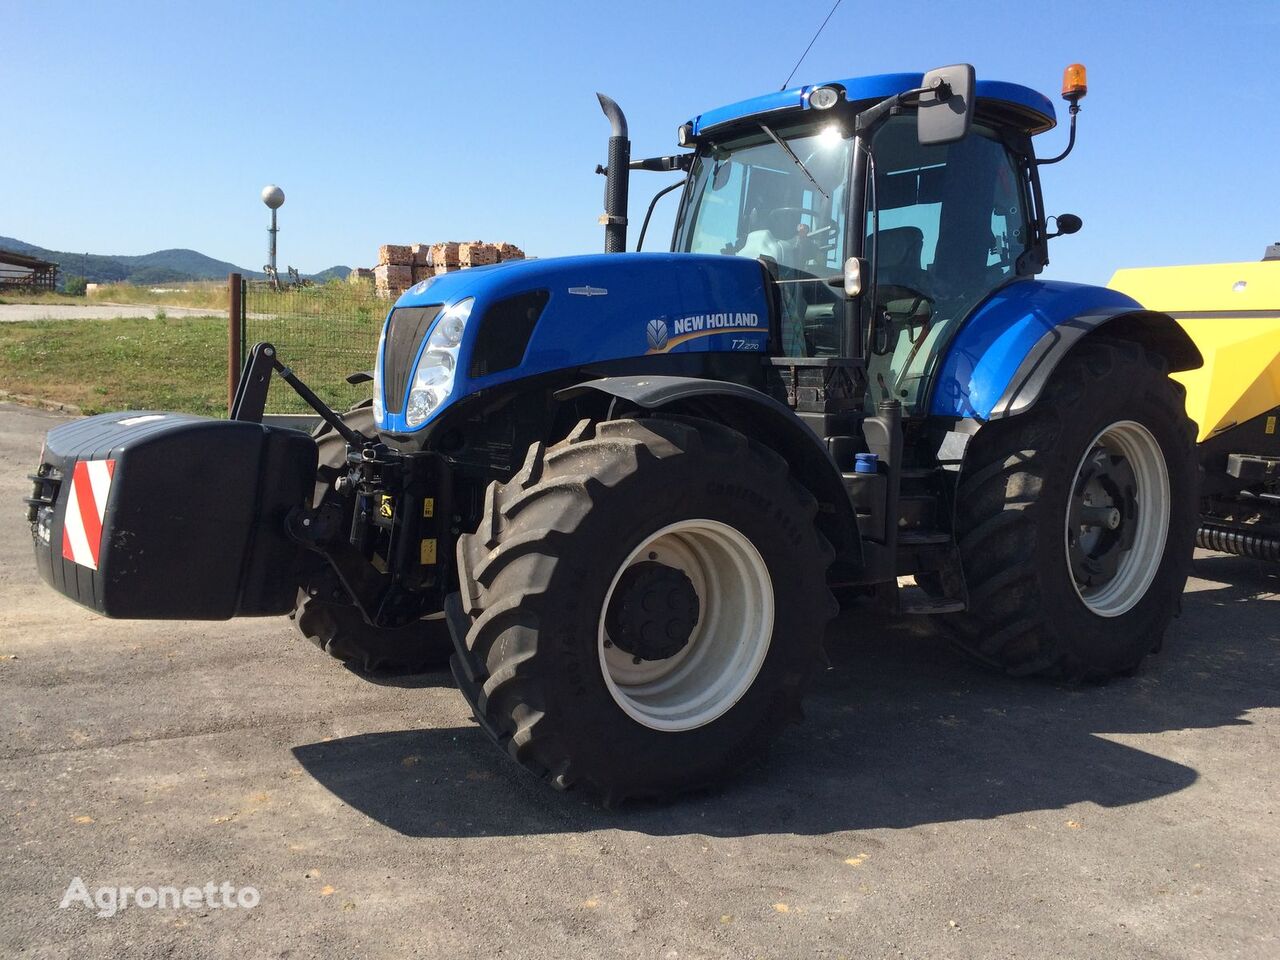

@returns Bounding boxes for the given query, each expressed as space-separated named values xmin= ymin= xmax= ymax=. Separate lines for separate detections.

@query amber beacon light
xmin=1061 ymin=63 xmax=1088 ymax=103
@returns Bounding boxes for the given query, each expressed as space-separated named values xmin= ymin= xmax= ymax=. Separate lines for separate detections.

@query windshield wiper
xmin=760 ymin=124 xmax=829 ymax=201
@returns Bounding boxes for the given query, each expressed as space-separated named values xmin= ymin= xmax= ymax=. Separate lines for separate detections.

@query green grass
xmin=0 ymin=316 xmax=230 ymax=415
xmin=0 ymin=310 xmax=375 ymax=417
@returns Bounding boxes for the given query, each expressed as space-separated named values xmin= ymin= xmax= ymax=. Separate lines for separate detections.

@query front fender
xmin=929 ymin=279 xmax=1202 ymax=421
xmin=559 ymin=375 xmax=861 ymax=567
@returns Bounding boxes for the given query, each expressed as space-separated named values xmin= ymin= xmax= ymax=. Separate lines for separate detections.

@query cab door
xmin=865 ymin=115 xmax=1033 ymax=413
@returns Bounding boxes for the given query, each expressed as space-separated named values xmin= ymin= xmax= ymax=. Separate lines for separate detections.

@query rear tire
xmin=451 ymin=416 xmax=838 ymax=802
xmin=291 ymin=401 xmax=454 ymax=674
xmin=943 ymin=338 xmax=1198 ymax=680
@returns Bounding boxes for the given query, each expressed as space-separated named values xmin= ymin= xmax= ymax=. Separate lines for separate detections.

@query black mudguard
xmin=557 ymin=375 xmax=861 ymax=567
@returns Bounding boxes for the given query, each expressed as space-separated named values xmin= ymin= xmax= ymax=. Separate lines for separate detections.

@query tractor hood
xmin=374 ymin=253 xmax=772 ymax=433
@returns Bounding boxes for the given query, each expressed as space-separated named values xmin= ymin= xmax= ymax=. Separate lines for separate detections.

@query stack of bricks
xmin=430 ymin=242 xmax=459 ymax=275
xmin=411 ymin=244 xmax=434 ymax=285
xmin=373 ymin=245 xmax=413 ymax=298
xmin=372 ymin=241 xmax=527 ymax=297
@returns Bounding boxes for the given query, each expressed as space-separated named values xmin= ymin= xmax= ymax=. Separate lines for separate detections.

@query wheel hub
xmin=1067 ymin=445 xmax=1139 ymax=589
xmin=604 ymin=561 xmax=700 ymax=662
xmin=1063 ymin=420 xmax=1171 ymax=618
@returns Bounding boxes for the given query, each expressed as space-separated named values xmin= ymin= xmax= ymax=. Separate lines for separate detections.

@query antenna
xmin=780 ymin=0 xmax=844 ymax=91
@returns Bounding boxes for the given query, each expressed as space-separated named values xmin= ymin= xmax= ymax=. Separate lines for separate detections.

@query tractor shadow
xmin=292 ymin=553 xmax=1279 ymax=838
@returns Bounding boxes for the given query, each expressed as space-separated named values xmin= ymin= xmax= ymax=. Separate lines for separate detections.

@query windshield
xmin=675 ymin=124 xmax=853 ymax=357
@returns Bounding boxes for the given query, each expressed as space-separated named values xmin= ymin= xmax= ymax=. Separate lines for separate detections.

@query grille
xmin=382 ymin=304 xmax=443 ymax=414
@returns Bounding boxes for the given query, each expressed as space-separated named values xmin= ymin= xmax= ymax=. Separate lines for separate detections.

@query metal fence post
xmin=227 ymin=273 xmax=242 ymax=413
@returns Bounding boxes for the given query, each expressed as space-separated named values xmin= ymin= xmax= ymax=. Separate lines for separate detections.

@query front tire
xmin=943 ymin=338 xmax=1198 ymax=679
xmin=451 ymin=416 xmax=837 ymax=802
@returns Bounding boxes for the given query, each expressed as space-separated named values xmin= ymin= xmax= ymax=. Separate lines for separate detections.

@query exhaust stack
xmin=596 ymin=93 xmax=630 ymax=253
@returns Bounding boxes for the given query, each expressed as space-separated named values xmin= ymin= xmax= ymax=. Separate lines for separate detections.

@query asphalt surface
xmin=0 ymin=304 xmax=224 ymax=322
xmin=1 ymin=401 xmax=1277 ymax=959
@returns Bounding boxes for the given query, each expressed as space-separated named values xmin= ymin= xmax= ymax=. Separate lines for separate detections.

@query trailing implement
xmin=1109 ymin=250 xmax=1280 ymax=563
xmin=27 ymin=63 xmax=1205 ymax=801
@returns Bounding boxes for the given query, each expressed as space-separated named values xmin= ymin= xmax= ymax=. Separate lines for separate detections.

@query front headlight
xmin=405 ymin=297 xmax=473 ymax=427
xmin=371 ymin=322 xmax=387 ymax=423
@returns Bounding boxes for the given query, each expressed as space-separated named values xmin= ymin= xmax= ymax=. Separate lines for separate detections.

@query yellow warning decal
xmin=420 ymin=538 xmax=437 ymax=564
xmin=1267 ymin=415 xmax=1277 ymax=435
xmin=422 ymin=498 xmax=435 ymax=518
xmin=378 ymin=495 xmax=394 ymax=519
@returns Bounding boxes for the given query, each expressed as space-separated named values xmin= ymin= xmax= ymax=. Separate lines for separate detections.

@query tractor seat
xmin=874 ymin=226 xmax=927 ymax=293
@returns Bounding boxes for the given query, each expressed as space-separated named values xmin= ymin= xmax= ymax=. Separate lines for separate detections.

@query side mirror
xmin=1048 ymin=213 xmax=1083 ymax=238
xmin=917 ymin=64 xmax=975 ymax=146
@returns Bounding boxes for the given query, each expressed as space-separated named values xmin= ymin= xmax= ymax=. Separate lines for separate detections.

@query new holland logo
xmin=646 ymin=318 xmax=670 ymax=351
xmin=568 ymin=285 xmax=608 ymax=297
xmin=645 ymin=310 xmax=767 ymax=354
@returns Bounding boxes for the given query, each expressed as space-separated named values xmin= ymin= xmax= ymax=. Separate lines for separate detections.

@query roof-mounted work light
xmin=808 ymin=86 xmax=840 ymax=110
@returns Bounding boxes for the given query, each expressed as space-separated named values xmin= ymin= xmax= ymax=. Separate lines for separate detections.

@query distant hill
xmin=309 ymin=265 xmax=353 ymax=283
xmin=0 ymin=236 xmax=348 ymax=286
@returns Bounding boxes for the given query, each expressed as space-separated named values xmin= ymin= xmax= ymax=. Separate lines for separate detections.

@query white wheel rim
xmin=598 ymin=519 xmax=774 ymax=732
xmin=1064 ymin=420 xmax=1170 ymax=617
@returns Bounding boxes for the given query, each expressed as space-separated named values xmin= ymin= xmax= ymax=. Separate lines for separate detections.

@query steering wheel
xmin=770 ymin=206 xmax=834 ymax=237
xmin=771 ymin=205 xmax=823 ymax=220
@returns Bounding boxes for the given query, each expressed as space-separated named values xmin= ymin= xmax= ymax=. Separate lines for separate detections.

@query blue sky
xmin=3 ymin=0 xmax=1277 ymax=284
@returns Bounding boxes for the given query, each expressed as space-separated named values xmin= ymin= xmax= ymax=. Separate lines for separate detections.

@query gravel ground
xmin=1 ymin=402 xmax=1277 ymax=959
xmin=0 ymin=304 xmax=223 ymax=322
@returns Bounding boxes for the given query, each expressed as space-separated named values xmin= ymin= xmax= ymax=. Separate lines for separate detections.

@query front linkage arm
xmin=231 ymin=340 xmax=369 ymax=448
xmin=231 ymin=341 xmax=442 ymax=631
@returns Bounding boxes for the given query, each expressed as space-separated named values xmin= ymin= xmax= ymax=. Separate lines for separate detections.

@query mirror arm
xmin=854 ymin=86 xmax=929 ymax=137
xmin=635 ymin=180 xmax=687 ymax=252
xmin=629 ymin=154 xmax=694 ymax=173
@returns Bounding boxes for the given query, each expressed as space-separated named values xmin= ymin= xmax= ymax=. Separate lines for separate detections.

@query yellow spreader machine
xmin=1110 ymin=245 xmax=1280 ymax=560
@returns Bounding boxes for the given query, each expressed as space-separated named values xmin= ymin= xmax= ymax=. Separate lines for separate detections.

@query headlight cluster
xmin=371 ymin=323 xmax=387 ymax=423
xmin=405 ymin=297 xmax=473 ymax=427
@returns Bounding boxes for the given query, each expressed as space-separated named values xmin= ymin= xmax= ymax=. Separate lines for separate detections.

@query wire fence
xmin=240 ymin=279 xmax=387 ymax=414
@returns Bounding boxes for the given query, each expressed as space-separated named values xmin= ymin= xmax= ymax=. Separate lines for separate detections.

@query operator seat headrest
xmin=877 ymin=226 xmax=924 ymax=272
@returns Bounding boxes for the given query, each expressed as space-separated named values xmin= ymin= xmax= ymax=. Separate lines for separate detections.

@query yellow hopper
xmin=1109 ymin=250 xmax=1279 ymax=559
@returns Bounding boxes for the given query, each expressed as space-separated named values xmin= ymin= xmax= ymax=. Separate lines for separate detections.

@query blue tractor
xmin=27 ymin=65 xmax=1202 ymax=801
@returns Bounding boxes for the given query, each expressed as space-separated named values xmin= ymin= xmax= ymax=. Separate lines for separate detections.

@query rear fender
xmin=930 ymin=279 xmax=1203 ymax=421
xmin=558 ymin=375 xmax=861 ymax=566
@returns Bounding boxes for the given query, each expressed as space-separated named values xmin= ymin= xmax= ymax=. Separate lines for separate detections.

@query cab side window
xmin=866 ymin=116 xmax=1031 ymax=411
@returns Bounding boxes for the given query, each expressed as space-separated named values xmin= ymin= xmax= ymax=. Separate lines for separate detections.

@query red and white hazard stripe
xmin=62 ymin=459 xmax=115 ymax=570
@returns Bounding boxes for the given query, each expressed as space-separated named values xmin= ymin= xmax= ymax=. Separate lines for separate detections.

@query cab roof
xmin=689 ymin=72 xmax=1056 ymax=139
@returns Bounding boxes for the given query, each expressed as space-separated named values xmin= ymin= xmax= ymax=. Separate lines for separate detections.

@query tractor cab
xmin=671 ymin=71 xmax=1060 ymax=414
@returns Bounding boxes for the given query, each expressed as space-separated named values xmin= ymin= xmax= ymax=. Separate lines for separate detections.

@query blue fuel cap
xmin=854 ymin=452 xmax=879 ymax=474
